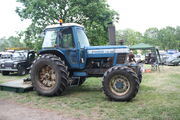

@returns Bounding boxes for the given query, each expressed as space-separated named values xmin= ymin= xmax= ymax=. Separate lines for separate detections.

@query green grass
xmin=0 ymin=66 xmax=180 ymax=120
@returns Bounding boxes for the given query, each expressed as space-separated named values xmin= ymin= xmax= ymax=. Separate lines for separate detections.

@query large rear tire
xmin=30 ymin=54 xmax=68 ymax=96
xmin=102 ymin=66 xmax=139 ymax=101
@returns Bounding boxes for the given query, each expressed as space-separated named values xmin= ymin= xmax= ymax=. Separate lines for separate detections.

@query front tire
xmin=2 ymin=71 xmax=10 ymax=76
xmin=18 ymin=66 xmax=26 ymax=76
xmin=30 ymin=54 xmax=68 ymax=96
xmin=103 ymin=66 xmax=139 ymax=101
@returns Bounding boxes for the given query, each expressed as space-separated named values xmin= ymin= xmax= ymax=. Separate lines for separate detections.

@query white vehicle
xmin=0 ymin=52 xmax=12 ymax=59
xmin=135 ymin=54 xmax=145 ymax=62
xmin=165 ymin=52 xmax=180 ymax=66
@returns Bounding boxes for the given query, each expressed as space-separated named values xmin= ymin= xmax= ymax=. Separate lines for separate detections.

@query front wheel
xmin=18 ymin=66 xmax=26 ymax=76
xmin=30 ymin=54 xmax=69 ymax=96
xmin=102 ymin=66 xmax=139 ymax=101
xmin=2 ymin=71 xmax=10 ymax=76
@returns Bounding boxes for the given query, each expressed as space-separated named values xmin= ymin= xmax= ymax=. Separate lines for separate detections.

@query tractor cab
xmin=41 ymin=23 xmax=90 ymax=69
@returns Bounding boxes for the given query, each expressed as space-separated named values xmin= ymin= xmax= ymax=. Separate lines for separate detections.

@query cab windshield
xmin=12 ymin=52 xmax=27 ymax=60
xmin=42 ymin=28 xmax=90 ymax=48
xmin=76 ymin=29 xmax=90 ymax=48
xmin=0 ymin=53 xmax=12 ymax=59
xmin=42 ymin=30 xmax=57 ymax=48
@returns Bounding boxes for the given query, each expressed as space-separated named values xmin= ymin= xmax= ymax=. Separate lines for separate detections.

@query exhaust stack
xmin=108 ymin=22 xmax=116 ymax=45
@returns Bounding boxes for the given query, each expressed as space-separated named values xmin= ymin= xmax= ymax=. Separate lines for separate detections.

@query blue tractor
xmin=30 ymin=22 xmax=141 ymax=101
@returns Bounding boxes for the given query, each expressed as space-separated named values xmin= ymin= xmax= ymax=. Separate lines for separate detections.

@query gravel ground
xmin=0 ymin=99 xmax=74 ymax=120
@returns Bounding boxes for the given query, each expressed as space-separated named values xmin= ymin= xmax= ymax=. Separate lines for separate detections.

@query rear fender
xmin=38 ymin=50 xmax=70 ymax=67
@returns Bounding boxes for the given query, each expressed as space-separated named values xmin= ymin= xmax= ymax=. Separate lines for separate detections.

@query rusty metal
xmin=117 ymin=53 xmax=128 ymax=64
xmin=109 ymin=75 xmax=130 ymax=96
xmin=108 ymin=22 xmax=116 ymax=45
xmin=39 ymin=65 xmax=56 ymax=89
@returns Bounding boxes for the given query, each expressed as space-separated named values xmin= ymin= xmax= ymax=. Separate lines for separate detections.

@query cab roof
xmin=46 ymin=23 xmax=84 ymax=29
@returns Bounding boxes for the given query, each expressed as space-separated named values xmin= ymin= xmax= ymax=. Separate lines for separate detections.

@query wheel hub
xmin=39 ymin=65 xmax=56 ymax=89
xmin=109 ymin=75 xmax=130 ymax=96
xmin=115 ymin=81 xmax=124 ymax=89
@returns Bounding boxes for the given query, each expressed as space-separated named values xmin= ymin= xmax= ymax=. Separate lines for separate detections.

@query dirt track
xmin=0 ymin=99 xmax=73 ymax=120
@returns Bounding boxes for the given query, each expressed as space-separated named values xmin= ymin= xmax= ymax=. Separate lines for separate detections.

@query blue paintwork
xmin=40 ymin=26 xmax=83 ymax=69
xmin=39 ymin=24 xmax=132 ymax=77
xmin=86 ymin=45 xmax=128 ymax=50
xmin=73 ymin=72 xmax=87 ymax=77
xmin=115 ymin=81 xmax=124 ymax=89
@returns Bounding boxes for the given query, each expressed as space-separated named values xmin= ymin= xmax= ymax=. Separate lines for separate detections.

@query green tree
xmin=22 ymin=23 xmax=43 ymax=51
xmin=175 ymin=26 xmax=180 ymax=50
xmin=0 ymin=35 xmax=25 ymax=51
xmin=16 ymin=0 xmax=119 ymax=49
xmin=0 ymin=37 xmax=9 ymax=51
xmin=116 ymin=29 xmax=143 ymax=46
xmin=158 ymin=27 xmax=176 ymax=50
xmin=142 ymin=26 xmax=180 ymax=50
xmin=143 ymin=27 xmax=159 ymax=46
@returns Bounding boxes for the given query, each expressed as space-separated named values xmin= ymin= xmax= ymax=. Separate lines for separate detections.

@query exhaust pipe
xmin=108 ymin=22 xmax=116 ymax=45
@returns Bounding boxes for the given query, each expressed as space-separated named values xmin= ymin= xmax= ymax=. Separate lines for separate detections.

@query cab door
xmin=75 ymin=27 xmax=90 ymax=69
xmin=59 ymin=27 xmax=80 ymax=69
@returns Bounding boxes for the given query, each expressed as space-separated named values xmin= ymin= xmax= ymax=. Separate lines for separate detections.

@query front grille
xmin=4 ymin=63 xmax=13 ymax=67
xmin=117 ymin=53 xmax=127 ymax=64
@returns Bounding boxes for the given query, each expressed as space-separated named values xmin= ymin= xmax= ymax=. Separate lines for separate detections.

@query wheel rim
xmin=38 ymin=65 xmax=56 ymax=89
xmin=109 ymin=75 xmax=130 ymax=96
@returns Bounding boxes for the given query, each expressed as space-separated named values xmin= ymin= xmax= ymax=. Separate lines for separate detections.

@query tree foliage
xmin=16 ymin=0 xmax=119 ymax=50
xmin=143 ymin=27 xmax=159 ymax=46
xmin=116 ymin=29 xmax=143 ymax=46
xmin=158 ymin=27 xmax=176 ymax=50
xmin=117 ymin=26 xmax=180 ymax=50
xmin=0 ymin=35 xmax=25 ymax=51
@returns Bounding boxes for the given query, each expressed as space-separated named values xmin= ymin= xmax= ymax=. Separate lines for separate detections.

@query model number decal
xmin=87 ymin=48 xmax=129 ymax=54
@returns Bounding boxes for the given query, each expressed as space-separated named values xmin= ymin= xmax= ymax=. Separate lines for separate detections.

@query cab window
xmin=60 ymin=28 xmax=74 ymax=48
xmin=42 ymin=30 xmax=57 ymax=48
xmin=76 ymin=28 xmax=90 ymax=48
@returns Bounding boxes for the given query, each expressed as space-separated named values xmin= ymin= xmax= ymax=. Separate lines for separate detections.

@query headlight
xmin=1 ymin=64 xmax=5 ymax=67
xmin=14 ymin=64 xmax=17 ymax=67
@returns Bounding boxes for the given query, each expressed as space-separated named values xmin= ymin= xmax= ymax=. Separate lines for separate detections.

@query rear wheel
xmin=2 ymin=71 xmax=10 ymax=76
xmin=103 ymin=66 xmax=139 ymax=101
xmin=30 ymin=54 xmax=68 ymax=96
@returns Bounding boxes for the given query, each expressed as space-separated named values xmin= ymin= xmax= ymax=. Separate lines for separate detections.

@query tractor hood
xmin=85 ymin=45 xmax=129 ymax=54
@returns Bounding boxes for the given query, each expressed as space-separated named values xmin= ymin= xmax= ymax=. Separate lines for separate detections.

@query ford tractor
xmin=30 ymin=21 xmax=141 ymax=101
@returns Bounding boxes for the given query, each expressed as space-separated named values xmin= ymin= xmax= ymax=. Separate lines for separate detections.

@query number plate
xmin=5 ymin=67 xmax=12 ymax=69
